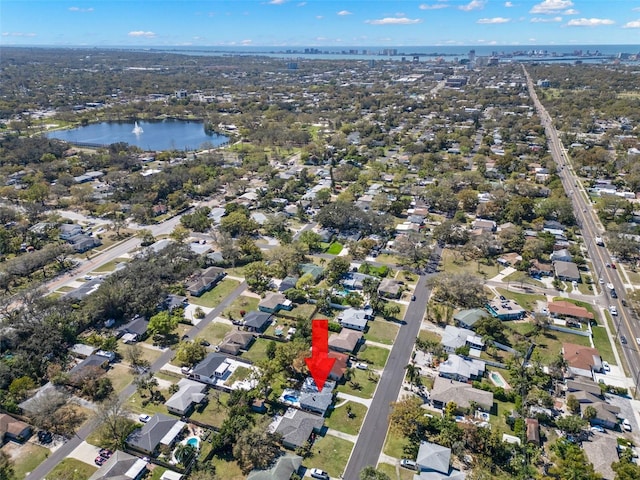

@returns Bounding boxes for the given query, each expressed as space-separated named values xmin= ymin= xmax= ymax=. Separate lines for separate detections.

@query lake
xmin=47 ymin=119 xmax=228 ymax=151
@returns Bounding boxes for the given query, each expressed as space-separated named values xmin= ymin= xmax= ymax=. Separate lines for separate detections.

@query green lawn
xmin=592 ymin=326 xmax=616 ymax=365
xmin=225 ymin=366 xmax=252 ymax=386
xmin=148 ymin=466 xmax=168 ymax=480
xmin=224 ymin=265 xmax=249 ymax=278
xmin=225 ymin=295 xmax=259 ymax=320
xmin=210 ymin=454 xmax=245 ymax=480
xmin=496 ymin=288 xmax=546 ymax=311
xmin=336 ymin=368 xmax=379 ymax=399
xmin=240 ymin=337 xmax=271 ymax=363
xmin=365 ymin=319 xmax=400 ymax=345
xmin=199 ymin=322 xmax=233 ymax=345
xmin=190 ymin=392 xmax=231 ymax=428
xmin=56 ymin=286 xmax=74 ymax=293
xmin=375 ymin=253 xmax=404 ymax=266
xmin=357 ymin=344 xmax=390 ymax=369
xmin=127 ymin=387 xmax=173 ymax=416
xmin=378 ymin=462 xmax=415 ymax=480
xmin=308 ymin=435 xmax=353 ymax=478
xmin=441 ymin=249 xmax=497 ymax=277
xmin=105 ymin=364 xmax=134 ymax=392
xmin=326 ymin=242 xmax=343 ymax=255
xmin=92 ymin=258 xmax=128 ymax=273
xmin=120 ymin=342 xmax=163 ymax=366
xmin=47 ymin=458 xmax=97 ymax=480
xmin=505 ymin=321 xmax=536 ymax=337
xmin=383 ymin=428 xmax=410 ymax=458
xmin=189 ymin=279 xmax=241 ymax=308
xmin=491 ymin=398 xmax=516 ymax=434
xmin=325 ymin=401 xmax=368 ymax=435
xmin=418 ymin=330 xmax=442 ymax=344
xmin=533 ymin=329 xmax=591 ymax=364
xmin=502 ymin=270 xmax=545 ymax=288
xmin=279 ymin=302 xmax=317 ymax=320
xmin=6 ymin=443 xmax=50 ymax=479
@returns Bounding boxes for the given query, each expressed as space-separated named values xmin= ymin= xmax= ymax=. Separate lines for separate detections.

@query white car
xmin=622 ymin=419 xmax=632 ymax=432
xmin=138 ymin=414 xmax=151 ymax=423
xmin=636 ymin=337 xmax=640 ymax=346
xmin=602 ymin=361 xmax=610 ymax=372
xmin=354 ymin=362 xmax=368 ymax=370
xmin=400 ymin=459 xmax=417 ymax=470
xmin=599 ymin=278 xmax=605 ymax=284
xmin=609 ymin=305 xmax=618 ymax=316
xmin=309 ymin=468 xmax=329 ymax=480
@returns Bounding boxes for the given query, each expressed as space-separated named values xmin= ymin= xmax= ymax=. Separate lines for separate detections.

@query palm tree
xmin=405 ymin=363 xmax=420 ymax=390
xmin=174 ymin=443 xmax=197 ymax=465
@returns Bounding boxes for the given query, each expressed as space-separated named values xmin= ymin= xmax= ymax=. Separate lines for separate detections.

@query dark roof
xmin=191 ymin=353 xmax=227 ymax=378
xmin=243 ymin=311 xmax=272 ymax=329
xmin=126 ymin=414 xmax=185 ymax=453
xmin=278 ymin=276 xmax=299 ymax=292
xmin=119 ymin=316 xmax=149 ymax=336
xmin=88 ymin=450 xmax=147 ymax=480
xmin=274 ymin=409 xmax=324 ymax=448
xmin=247 ymin=453 xmax=303 ymax=480
xmin=69 ymin=354 xmax=108 ymax=375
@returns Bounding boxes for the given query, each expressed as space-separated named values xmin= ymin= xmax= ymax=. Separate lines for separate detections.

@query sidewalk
xmin=336 ymin=392 xmax=372 ymax=407
xmin=326 ymin=428 xmax=358 ymax=444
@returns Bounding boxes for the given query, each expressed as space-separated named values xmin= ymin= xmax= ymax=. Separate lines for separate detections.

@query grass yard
xmin=491 ymin=398 xmax=516 ymax=434
xmin=326 ymin=242 xmax=343 ymax=255
xmin=199 ymin=322 xmax=233 ymax=345
xmin=190 ymin=392 xmax=231 ymax=428
xmin=210 ymin=455 xmax=245 ymax=480
xmin=378 ymin=462 xmax=415 ymax=480
xmin=56 ymin=286 xmax=74 ymax=293
xmin=496 ymin=288 xmax=546 ymax=311
xmin=189 ymin=279 xmax=241 ymax=308
xmin=3 ymin=442 xmax=50 ymax=479
xmin=325 ymin=401 xmax=367 ymax=435
xmin=105 ymin=364 xmax=134 ymax=392
xmin=357 ymin=344 xmax=390 ymax=369
xmin=578 ymin=273 xmax=595 ymax=295
xmin=120 ymin=343 xmax=163 ymax=366
xmin=93 ymin=258 xmax=128 ymax=273
xmin=418 ymin=330 xmax=442 ymax=344
xmin=47 ymin=458 xmax=97 ymax=480
xmin=308 ymin=435 xmax=353 ymax=479
xmin=383 ymin=428 xmax=410 ymax=458
xmin=503 ymin=270 xmax=545 ymax=288
xmin=241 ymin=337 xmax=272 ymax=363
xmin=225 ymin=366 xmax=252 ymax=386
xmin=226 ymin=295 xmax=259 ymax=320
xmin=279 ymin=302 xmax=317 ymax=320
xmin=375 ymin=253 xmax=404 ymax=266
xmin=592 ymin=325 xmax=616 ymax=365
xmin=127 ymin=387 xmax=172 ymax=416
xmin=505 ymin=320 xmax=536 ymax=337
xmin=441 ymin=249 xmax=497 ymax=277
xmin=365 ymin=319 xmax=400 ymax=345
xmin=148 ymin=466 xmax=168 ymax=480
xmin=224 ymin=265 xmax=249 ymax=278
xmin=533 ymin=329 xmax=591 ymax=364
xmin=337 ymin=368 xmax=379 ymax=399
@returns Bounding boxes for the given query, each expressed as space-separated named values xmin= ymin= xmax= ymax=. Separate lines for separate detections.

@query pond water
xmin=47 ymin=119 xmax=228 ymax=151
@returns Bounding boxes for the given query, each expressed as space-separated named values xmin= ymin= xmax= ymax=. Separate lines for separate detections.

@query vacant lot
xmin=325 ymin=401 xmax=367 ymax=435
xmin=226 ymin=295 xmax=259 ymax=320
xmin=308 ymin=435 xmax=353 ymax=478
xmin=358 ymin=344 xmax=390 ymax=368
xmin=365 ymin=319 xmax=400 ymax=345
xmin=336 ymin=368 xmax=379 ymax=399
xmin=1 ymin=442 xmax=50 ymax=480
xmin=47 ymin=458 xmax=97 ymax=480
xmin=199 ymin=321 xmax=233 ymax=345
xmin=190 ymin=279 xmax=240 ymax=308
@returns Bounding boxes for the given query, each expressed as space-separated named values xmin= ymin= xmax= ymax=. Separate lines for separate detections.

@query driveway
xmin=67 ymin=441 xmax=101 ymax=465
xmin=582 ymin=431 xmax=618 ymax=480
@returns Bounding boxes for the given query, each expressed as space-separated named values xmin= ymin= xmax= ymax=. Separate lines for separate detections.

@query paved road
xmin=342 ymin=248 xmax=441 ymax=480
xmin=523 ymin=66 xmax=640 ymax=390
xmin=26 ymin=281 xmax=248 ymax=480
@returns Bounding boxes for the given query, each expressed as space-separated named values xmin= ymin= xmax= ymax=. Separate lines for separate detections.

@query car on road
xmin=138 ymin=414 xmax=151 ymax=423
xmin=636 ymin=337 xmax=640 ymax=346
xmin=622 ymin=299 xmax=628 ymax=307
xmin=411 ymin=295 xmax=416 ymax=301
xmin=309 ymin=468 xmax=329 ymax=479
xmin=602 ymin=361 xmax=610 ymax=372
xmin=611 ymin=263 xmax=617 ymax=269
xmin=590 ymin=425 xmax=605 ymax=433
xmin=622 ymin=419 xmax=632 ymax=432
xmin=599 ymin=278 xmax=604 ymax=284
xmin=355 ymin=362 xmax=368 ymax=370
xmin=609 ymin=306 xmax=618 ymax=316
xmin=400 ymin=459 xmax=417 ymax=470
xmin=621 ymin=335 xmax=627 ymax=344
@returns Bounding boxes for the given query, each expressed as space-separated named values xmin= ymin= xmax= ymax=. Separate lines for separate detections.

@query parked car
xmin=138 ymin=414 xmax=151 ymax=423
xmin=95 ymin=456 xmax=106 ymax=466
xmin=309 ymin=468 xmax=329 ymax=479
xmin=411 ymin=295 xmax=416 ymax=301
xmin=355 ymin=362 xmax=368 ymax=370
xmin=621 ymin=335 xmax=627 ymax=344
xmin=99 ymin=449 xmax=113 ymax=458
xmin=622 ymin=419 xmax=632 ymax=431
xmin=37 ymin=431 xmax=52 ymax=444
xmin=590 ymin=425 xmax=605 ymax=433
xmin=602 ymin=361 xmax=610 ymax=372
xmin=400 ymin=459 xmax=417 ymax=470
xmin=199 ymin=339 xmax=211 ymax=346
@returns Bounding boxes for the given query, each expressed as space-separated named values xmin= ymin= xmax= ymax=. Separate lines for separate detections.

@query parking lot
xmin=582 ymin=431 xmax=618 ymax=480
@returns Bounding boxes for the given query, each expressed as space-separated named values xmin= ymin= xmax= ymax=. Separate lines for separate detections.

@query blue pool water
xmin=186 ymin=437 xmax=199 ymax=447
xmin=283 ymin=394 xmax=299 ymax=403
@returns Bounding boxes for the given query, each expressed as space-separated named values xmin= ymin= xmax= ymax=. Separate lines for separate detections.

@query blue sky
xmin=2 ymin=0 xmax=640 ymax=47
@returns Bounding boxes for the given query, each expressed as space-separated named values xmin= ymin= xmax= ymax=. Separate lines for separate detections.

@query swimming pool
xmin=283 ymin=394 xmax=299 ymax=403
xmin=186 ymin=436 xmax=200 ymax=449
xmin=489 ymin=371 xmax=510 ymax=389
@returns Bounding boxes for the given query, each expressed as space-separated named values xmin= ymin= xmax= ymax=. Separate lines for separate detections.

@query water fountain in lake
xmin=132 ymin=121 xmax=143 ymax=135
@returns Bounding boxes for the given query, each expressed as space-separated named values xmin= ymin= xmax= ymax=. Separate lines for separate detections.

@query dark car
xmin=199 ymin=340 xmax=211 ymax=346
xmin=99 ymin=449 xmax=113 ymax=458
xmin=411 ymin=295 xmax=416 ymax=301
xmin=622 ymin=299 xmax=628 ymax=307
xmin=38 ymin=431 xmax=53 ymax=444
xmin=621 ymin=335 xmax=628 ymax=345
xmin=95 ymin=456 xmax=106 ymax=466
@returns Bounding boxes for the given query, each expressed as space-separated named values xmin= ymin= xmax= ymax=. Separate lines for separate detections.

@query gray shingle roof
xmin=126 ymin=414 xmax=185 ymax=453
xmin=164 ymin=379 xmax=207 ymax=414
xmin=191 ymin=353 xmax=227 ymax=378
xmin=247 ymin=453 xmax=302 ymax=480
xmin=88 ymin=450 xmax=147 ymax=480
xmin=274 ymin=409 xmax=324 ymax=448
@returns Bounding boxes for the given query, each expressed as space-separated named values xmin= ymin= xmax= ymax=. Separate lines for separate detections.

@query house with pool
xmin=279 ymin=377 xmax=336 ymax=416
xmin=126 ymin=414 xmax=186 ymax=456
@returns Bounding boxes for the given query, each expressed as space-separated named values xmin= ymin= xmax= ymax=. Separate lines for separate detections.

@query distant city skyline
xmin=2 ymin=0 xmax=640 ymax=47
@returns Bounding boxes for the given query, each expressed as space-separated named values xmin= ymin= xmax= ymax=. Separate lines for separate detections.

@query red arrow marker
xmin=305 ymin=319 xmax=336 ymax=391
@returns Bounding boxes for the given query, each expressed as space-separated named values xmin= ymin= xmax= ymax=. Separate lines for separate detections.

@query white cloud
xmin=128 ymin=31 xmax=156 ymax=38
xmin=531 ymin=16 xmax=562 ymax=22
xmin=241 ymin=39 xmax=252 ymax=45
xmin=316 ymin=15 xmax=324 ymax=19
xmin=419 ymin=3 xmax=448 ymax=9
xmin=2 ymin=32 xmax=37 ymax=37
xmin=566 ymin=17 xmax=614 ymax=26
xmin=337 ymin=10 xmax=352 ymax=15
xmin=623 ymin=19 xmax=640 ymax=28
xmin=365 ymin=17 xmax=423 ymax=25
xmin=268 ymin=0 xmax=286 ymax=4
xmin=505 ymin=1 xmax=514 ymax=6
xmin=477 ymin=17 xmax=510 ymax=24
xmin=68 ymin=6 xmax=94 ymax=12
xmin=563 ymin=9 xmax=578 ymax=14
xmin=530 ymin=0 xmax=573 ymax=14
xmin=458 ymin=0 xmax=485 ymax=11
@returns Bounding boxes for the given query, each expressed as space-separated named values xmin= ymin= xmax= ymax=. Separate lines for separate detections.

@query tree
xmin=548 ymin=439 xmax=601 ymax=480
xmin=382 ymin=302 xmax=401 ymax=320
xmin=566 ymin=394 xmax=580 ymax=414
xmin=124 ymin=344 xmax=150 ymax=372
xmin=388 ymin=397 xmax=424 ymax=437
xmin=220 ymin=210 xmax=259 ymax=237
xmin=95 ymin=395 xmax=136 ymax=449
xmin=359 ymin=466 xmax=391 ymax=480
xmin=8 ymin=376 xmax=36 ymax=401
xmin=326 ymin=256 xmax=351 ymax=285
xmin=169 ymin=225 xmax=190 ymax=243
xmin=174 ymin=443 xmax=197 ymax=466
xmin=244 ymin=261 xmax=272 ymax=293
xmin=232 ymin=429 xmax=282 ymax=473
xmin=583 ymin=405 xmax=597 ymax=421
xmin=428 ymin=273 xmax=486 ymax=308
xmin=0 ymin=451 xmax=14 ymax=480
xmin=405 ymin=363 xmax=419 ymax=389
xmin=138 ymin=229 xmax=155 ymax=246
xmin=555 ymin=415 xmax=588 ymax=436
xmin=297 ymin=230 xmax=322 ymax=252
xmin=147 ymin=311 xmax=180 ymax=339
xmin=174 ymin=341 xmax=208 ymax=367
xmin=612 ymin=452 xmax=640 ymax=480
xmin=394 ymin=231 xmax=432 ymax=267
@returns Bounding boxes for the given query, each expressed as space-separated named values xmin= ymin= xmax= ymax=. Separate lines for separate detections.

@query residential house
xmin=441 ymin=326 xmax=484 ymax=353
xmin=485 ymin=298 xmax=526 ymax=320
xmin=430 ymin=377 xmax=493 ymax=412
xmin=414 ymin=441 xmax=466 ymax=480
xmin=247 ymin=453 xmax=303 ymax=480
xmin=471 ymin=218 xmax=496 ymax=233
xmin=243 ymin=311 xmax=272 ymax=333
xmin=163 ymin=294 xmax=188 ymax=312
xmin=453 ymin=309 xmax=489 ymax=330
xmin=0 ymin=414 xmax=32 ymax=444
xmin=258 ymin=293 xmax=293 ymax=314
xmin=585 ymin=402 xmax=621 ymax=430
xmin=526 ymin=418 xmax=540 ymax=445
xmin=328 ymin=352 xmax=348 ymax=381
xmin=118 ymin=316 xmax=149 ymax=343
xmin=186 ymin=267 xmax=226 ymax=297
xmin=69 ymin=354 xmax=109 ymax=381
xmin=126 ymin=414 xmax=186 ymax=456
xmin=164 ymin=379 xmax=207 ymax=416
xmin=551 ymin=249 xmax=573 ymax=263
xmin=70 ymin=343 xmax=97 ymax=358
xmin=548 ymin=301 xmax=594 ymax=323
xmin=88 ymin=450 xmax=147 ymax=480
xmin=152 ymin=204 xmax=168 ymax=216
xmin=67 ymin=234 xmax=102 ymax=253
xmin=272 ymin=408 xmax=324 ymax=450
xmin=299 ymin=263 xmax=324 ymax=281
xmin=337 ymin=308 xmax=373 ymax=331
xmin=299 ymin=377 xmax=335 ymax=416
xmin=217 ymin=330 xmax=255 ymax=355
xmin=328 ymin=329 xmax=363 ymax=354
xmin=554 ymin=262 xmax=581 ymax=282
xmin=189 ymin=353 xmax=230 ymax=385
xmin=278 ymin=276 xmax=299 ymax=293
xmin=342 ymin=272 xmax=376 ymax=290
xmin=377 ymin=278 xmax=402 ymax=299
xmin=59 ymin=223 xmax=83 ymax=240
xmin=565 ymin=379 xmax=620 ymax=429
xmin=438 ymin=355 xmax=485 ymax=382
xmin=562 ymin=342 xmax=603 ymax=378
xmin=529 ymin=259 xmax=553 ymax=277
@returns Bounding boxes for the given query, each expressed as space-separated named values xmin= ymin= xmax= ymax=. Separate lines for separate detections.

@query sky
xmin=2 ymin=0 xmax=640 ymax=47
